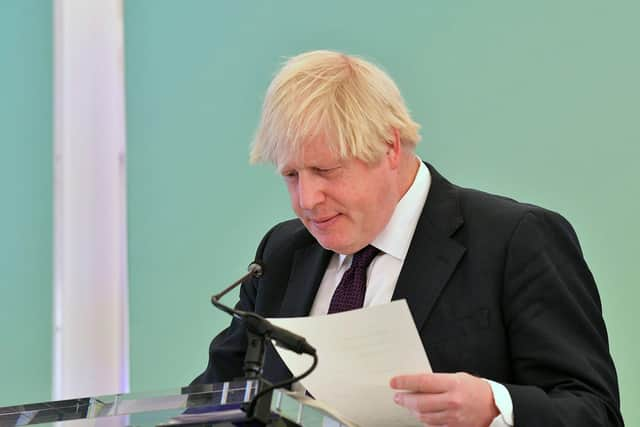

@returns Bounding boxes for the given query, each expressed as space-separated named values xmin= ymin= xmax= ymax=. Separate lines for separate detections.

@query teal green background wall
xmin=125 ymin=1 xmax=639 ymax=423
xmin=0 ymin=1 xmax=53 ymax=406
xmin=1 ymin=0 xmax=637 ymax=424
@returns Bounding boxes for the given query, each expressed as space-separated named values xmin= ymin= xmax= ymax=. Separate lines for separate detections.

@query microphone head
xmin=247 ymin=261 xmax=264 ymax=278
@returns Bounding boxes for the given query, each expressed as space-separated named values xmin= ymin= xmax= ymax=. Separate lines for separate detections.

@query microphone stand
xmin=210 ymin=263 xmax=269 ymax=381
xmin=210 ymin=262 xmax=316 ymax=425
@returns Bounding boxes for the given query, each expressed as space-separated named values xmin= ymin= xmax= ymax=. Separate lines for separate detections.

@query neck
xmin=396 ymin=154 xmax=421 ymax=201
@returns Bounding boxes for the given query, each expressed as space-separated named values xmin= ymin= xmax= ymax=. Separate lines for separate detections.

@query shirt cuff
xmin=485 ymin=379 xmax=514 ymax=426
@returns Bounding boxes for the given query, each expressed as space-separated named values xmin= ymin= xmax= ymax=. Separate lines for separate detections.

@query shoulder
xmin=426 ymin=165 xmax=580 ymax=252
xmin=427 ymin=163 xmax=569 ymax=228
xmin=458 ymin=185 xmax=562 ymax=223
xmin=451 ymin=184 xmax=582 ymax=257
xmin=254 ymin=218 xmax=316 ymax=261
xmin=441 ymin=172 xmax=574 ymax=236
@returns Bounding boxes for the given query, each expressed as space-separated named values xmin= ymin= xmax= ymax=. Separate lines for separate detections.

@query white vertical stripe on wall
xmin=53 ymin=0 xmax=129 ymax=399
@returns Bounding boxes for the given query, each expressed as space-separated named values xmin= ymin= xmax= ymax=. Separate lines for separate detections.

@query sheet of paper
xmin=269 ymin=299 xmax=431 ymax=427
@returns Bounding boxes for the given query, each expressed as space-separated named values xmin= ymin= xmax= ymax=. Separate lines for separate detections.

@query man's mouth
xmin=309 ymin=214 xmax=340 ymax=229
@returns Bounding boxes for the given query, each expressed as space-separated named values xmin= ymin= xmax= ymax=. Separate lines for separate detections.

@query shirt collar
xmin=337 ymin=158 xmax=431 ymax=268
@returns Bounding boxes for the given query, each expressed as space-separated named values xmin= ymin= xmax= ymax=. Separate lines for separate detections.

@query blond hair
xmin=250 ymin=50 xmax=421 ymax=167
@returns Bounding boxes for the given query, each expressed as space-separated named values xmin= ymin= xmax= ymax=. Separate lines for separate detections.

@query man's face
xmin=280 ymin=135 xmax=399 ymax=254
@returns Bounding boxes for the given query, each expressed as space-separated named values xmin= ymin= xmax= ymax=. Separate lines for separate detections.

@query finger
xmin=394 ymin=391 xmax=449 ymax=412
xmin=390 ymin=373 xmax=454 ymax=393
xmin=412 ymin=409 xmax=449 ymax=426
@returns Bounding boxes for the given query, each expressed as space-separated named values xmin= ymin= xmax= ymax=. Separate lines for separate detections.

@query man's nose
xmin=297 ymin=173 xmax=324 ymax=210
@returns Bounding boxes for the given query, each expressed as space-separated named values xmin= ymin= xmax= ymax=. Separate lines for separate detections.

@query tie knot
xmin=352 ymin=245 xmax=380 ymax=270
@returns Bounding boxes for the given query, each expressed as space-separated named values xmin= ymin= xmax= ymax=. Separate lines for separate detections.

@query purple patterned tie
xmin=328 ymin=245 xmax=380 ymax=314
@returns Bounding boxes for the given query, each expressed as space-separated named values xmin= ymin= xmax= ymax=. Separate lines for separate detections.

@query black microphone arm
xmin=210 ymin=262 xmax=316 ymax=356
xmin=209 ymin=261 xmax=319 ymax=424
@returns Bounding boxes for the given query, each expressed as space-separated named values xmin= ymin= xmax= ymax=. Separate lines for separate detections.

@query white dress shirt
xmin=308 ymin=159 xmax=514 ymax=426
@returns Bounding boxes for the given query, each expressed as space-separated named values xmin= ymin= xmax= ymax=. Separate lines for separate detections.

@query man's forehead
xmin=276 ymin=134 xmax=342 ymax=171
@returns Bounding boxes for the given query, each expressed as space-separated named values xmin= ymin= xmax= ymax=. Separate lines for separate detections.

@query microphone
xmin=211 ymin=262 xmax=263 ymax=306
xmin=210 ymin=262 xmax=316 ymax=356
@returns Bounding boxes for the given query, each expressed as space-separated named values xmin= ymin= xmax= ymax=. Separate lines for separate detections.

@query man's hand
xmin=390 ymin=372 xmax=499 ymax=427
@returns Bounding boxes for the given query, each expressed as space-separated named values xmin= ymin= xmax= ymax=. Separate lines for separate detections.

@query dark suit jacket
xmin=193 ymin=163 xmax=623 ymax=426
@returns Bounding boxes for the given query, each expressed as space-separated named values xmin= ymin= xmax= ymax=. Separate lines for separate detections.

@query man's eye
xmin=315 ymin=167 xmax=338 ymax=175
xmin=282 ymin=171 xmax=298 ymax=179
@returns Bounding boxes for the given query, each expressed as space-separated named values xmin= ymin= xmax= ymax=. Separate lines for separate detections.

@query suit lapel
xmin=392 ymin=163 xmax=466 ymax=330
xmin=280 ymin=243 xmax=332 ymax=317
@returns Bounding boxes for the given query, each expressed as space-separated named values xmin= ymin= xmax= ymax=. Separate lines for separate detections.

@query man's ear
xmin=386 ymin=128 xmax=402 ymax=168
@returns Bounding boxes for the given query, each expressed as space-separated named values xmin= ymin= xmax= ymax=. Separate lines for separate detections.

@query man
xmin=193 ymin=50 xmax=623 ymax=426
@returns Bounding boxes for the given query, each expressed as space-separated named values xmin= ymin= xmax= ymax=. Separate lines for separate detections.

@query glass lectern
xmin=0 ymin=380 xmax=353 ymax=427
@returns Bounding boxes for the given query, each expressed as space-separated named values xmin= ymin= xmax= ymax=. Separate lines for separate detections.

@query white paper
xmin=269 ymin=300 xmax=431 ymax=427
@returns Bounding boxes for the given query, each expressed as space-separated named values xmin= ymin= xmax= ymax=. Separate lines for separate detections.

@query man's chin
xmin=312 ymin=236 xmax=359 ymax=255
xmin=301 ymin=219 xmax=358 ymax=253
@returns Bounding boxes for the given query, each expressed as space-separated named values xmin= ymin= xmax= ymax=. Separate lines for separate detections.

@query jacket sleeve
xmin=501 ymin=210 xmax=623 ymax=426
